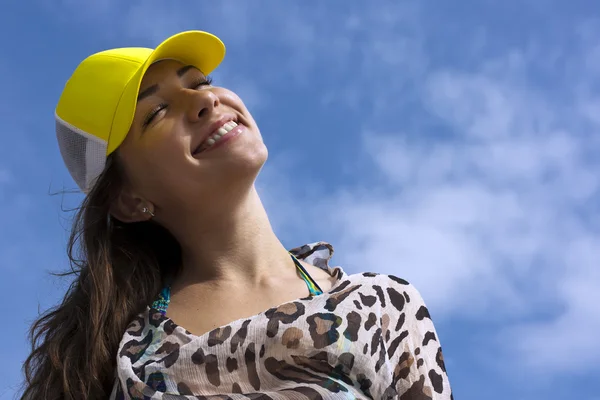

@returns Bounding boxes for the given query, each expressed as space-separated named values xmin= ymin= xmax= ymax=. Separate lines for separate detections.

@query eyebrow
xmin=137 ymin=65 xmax=198 ymax=102
xmin=137 ymin=84 xmax=158 ymax=102
xmin=177 ymin=65 xmax=196 ymax=77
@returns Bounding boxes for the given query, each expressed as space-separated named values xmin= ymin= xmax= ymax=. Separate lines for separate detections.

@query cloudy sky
xmin=1 ymin=1 xmax=598 ymax=399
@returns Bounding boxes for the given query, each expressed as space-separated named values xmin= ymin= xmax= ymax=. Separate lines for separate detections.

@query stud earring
xmin=141 ymin=207 xmax=155 ymax=218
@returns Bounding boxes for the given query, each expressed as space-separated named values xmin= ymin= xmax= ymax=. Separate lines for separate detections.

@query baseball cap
xmin=55 ymin=30 xmax=226 ymax=193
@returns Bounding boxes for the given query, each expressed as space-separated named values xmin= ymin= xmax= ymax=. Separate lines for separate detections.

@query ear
xmin=109 ymin=187 xmax=154 ymax=223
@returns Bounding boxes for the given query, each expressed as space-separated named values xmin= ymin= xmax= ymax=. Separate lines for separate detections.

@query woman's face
xmin=116 ymin=59 xmax=268 ymax=220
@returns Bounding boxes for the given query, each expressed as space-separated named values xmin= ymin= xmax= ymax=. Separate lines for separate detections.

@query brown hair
xmin=20 ymin=153 xmax=181 ymax=399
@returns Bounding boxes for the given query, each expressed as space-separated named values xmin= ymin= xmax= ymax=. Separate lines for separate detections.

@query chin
xmin=233 ymin=146 xmax=268 ymax=182
xmin=230 ymin=135 xmax=268 ymax=166
xmin=210 ymin=142 xmax=268 ymax=184
xmin=250 ymin=142 xmax=269 ymax=165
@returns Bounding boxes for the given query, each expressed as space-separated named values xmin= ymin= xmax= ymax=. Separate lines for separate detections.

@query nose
xmin=185 ymin=89 xmax=220 ymax=122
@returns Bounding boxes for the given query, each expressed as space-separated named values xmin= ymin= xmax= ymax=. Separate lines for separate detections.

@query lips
xmin=192 ymin=116 xmax=237 ymax=155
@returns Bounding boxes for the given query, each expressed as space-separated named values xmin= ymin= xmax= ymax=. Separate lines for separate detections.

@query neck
xmin=165 ymin=186 xmax=293 ymax=286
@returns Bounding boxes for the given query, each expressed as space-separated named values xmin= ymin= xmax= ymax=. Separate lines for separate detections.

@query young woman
xmin=22 ymin=30 xmax=453 ymax=399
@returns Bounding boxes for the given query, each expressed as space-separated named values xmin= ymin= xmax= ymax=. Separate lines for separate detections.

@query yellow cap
xmin=55 ymin=30 xmax=225 ymax=192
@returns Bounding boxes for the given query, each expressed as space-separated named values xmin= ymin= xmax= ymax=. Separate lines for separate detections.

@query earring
xmin=142 ymin=207 xmax=155 ymax=218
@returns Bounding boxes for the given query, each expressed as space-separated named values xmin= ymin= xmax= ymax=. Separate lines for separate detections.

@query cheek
xmin=219 ymin=90 xmax=253 ymax=118
xmin=143 ymin=144 xmax=190 ymax=182
xmin=127 ymin=131 xmax=192 ymax=189
xmin=220 ymin=89 xmax=244 ymax=105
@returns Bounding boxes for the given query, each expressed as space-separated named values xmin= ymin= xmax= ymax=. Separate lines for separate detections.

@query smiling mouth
xmin=194 ymin=120 xmax=239 ymax=155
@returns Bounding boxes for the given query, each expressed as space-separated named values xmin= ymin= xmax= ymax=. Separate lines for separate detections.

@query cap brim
xmin=108 ymin=30 xmax=226 ymax=154
xmin=146 ymin=30 xmax=226 ymax=78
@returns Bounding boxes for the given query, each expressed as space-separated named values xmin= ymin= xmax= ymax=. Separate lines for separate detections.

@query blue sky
xmin=1 ymin=1 xmax=599 ymax=399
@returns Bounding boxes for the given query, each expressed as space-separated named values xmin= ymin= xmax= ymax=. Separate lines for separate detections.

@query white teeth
xmin=201 ymin=121 xmax=239 ymax=150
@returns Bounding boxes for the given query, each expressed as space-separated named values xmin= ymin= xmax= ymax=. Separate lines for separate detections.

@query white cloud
xmin=315 ymin=37 xmax=600 ymax=374
xmin=506 ymin=234 xmax=600 ymax=373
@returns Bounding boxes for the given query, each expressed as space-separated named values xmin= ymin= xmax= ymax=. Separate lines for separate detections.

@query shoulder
xmin=340 ymin=273 xmax=452 ymax=397
xmin=344 ymin=271 xmax=420 ymax=294
xmin=339 ymin=272 xmax=434 ymax=321
xmin=289 ymin=241 xmax=431 ymax=319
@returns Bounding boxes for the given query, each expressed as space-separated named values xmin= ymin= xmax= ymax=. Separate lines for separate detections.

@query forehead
xmin=140 ymin=60 xmax=204 ymax=88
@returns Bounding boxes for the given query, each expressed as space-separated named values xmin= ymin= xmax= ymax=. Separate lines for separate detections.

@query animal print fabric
xmin=111 ymin=242 xmax=453 ymax=399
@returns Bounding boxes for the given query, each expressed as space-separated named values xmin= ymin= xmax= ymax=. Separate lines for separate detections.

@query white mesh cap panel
xmin=55 ymin=114 xmax=108 ymax=193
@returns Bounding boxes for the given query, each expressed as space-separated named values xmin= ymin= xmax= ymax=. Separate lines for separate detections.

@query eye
xmin=143 ymin=103 xmax=168 ymax=128
xmin=191 ymin=76 xmax=213 ymax=89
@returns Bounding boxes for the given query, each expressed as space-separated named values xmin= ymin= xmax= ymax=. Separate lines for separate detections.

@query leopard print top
xmin=111 ymin=242 xmax=453 ymax=399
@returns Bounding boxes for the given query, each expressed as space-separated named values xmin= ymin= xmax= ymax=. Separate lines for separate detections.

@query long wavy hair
xmin=20 ymin=153 xmax=182 ymax=399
